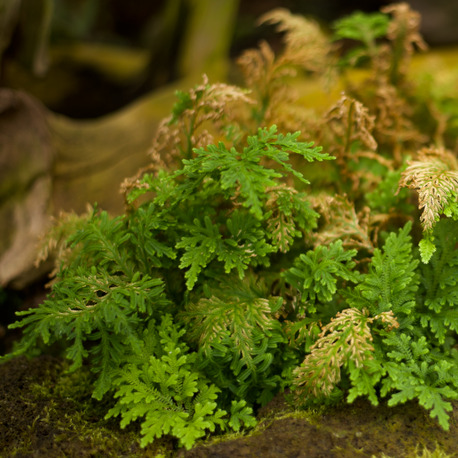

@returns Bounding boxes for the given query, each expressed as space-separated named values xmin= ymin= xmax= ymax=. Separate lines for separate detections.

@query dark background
xmin=2 ymin=0 xmax=457 ymax=118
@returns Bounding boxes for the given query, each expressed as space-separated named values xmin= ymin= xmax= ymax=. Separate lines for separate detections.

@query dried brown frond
xmin=374 ymin=310 xmax=399 ymax=332
xmin=237 ymin=40 xmax=299 ymax=131
xmin=119 ymin=163 xmax=156 ymax=208
xmin=259 ymin=8 xmax=332 ymax=74
xmin=325 ymin=94 xmax=377 ymax=152
xmin=366 ymin=3 xmax=427 ymax=88
xmin=322 ymin=95 xmax=385 ymax=190
xmin=372 ymin=82 xmax=428 ymax=163
xmin=150 ymin=74 xmax=254 ymax=169
xmin=342 ymin=5 xmax=428 ymax=160
xmin=237 ymin=9 xmax=333 ymax=131
xmin=398 ymin=147 xmax=458 ymax=232
xmin=121 ymin=76 xmax=254 ymax=206
xmin=381 ymin=2 xmax=427 ymax=83
xmin=274 ymin=105 xmax=321 ymax=142
xmin=35 ymin=205 xmax=93 ymax=283
xmin=237 ymin=40 xmax=277 ymax=94
xmin=310 ymin=193 xmax=374 ymax=254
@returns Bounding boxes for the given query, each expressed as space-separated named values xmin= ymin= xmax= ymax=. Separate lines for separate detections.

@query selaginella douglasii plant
xmin=2 ymin=3 xmax=457 ymax=451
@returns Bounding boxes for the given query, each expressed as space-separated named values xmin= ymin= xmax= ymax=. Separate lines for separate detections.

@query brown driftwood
xmin=0 ymin=89 xmax=54 ymax=288
xmin=0 ymin=80 xmax=188 ymax=288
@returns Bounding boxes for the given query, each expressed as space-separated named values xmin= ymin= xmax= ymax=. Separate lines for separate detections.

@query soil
xmin=1 ymin=354 xmax=457 ymax=457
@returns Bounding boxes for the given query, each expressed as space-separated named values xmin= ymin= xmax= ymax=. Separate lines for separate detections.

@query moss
xmin=0 ymin=355 xmax=176 ymax=457
xmin=183 ymin=396 xmax=458 ymax=458
xmin=1 ymin=355 xmax=457 ymax=457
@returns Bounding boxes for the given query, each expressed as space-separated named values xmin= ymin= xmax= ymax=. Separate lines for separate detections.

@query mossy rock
xmin=1 ymin=355 xmax=456 ymax=457
xmin=0 ymin=355 xmax=173 ymax=457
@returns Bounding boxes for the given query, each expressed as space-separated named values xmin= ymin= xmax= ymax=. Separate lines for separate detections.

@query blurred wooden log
xmin=178 ymin=0 xmax=240 ymax=80
xmin=48 ymin=83 xmax=180 ymax=215
xmin=0 ymin=78 xmax=195 ymax=288
xmin=0 ymin=90 xmax=53 ymax=288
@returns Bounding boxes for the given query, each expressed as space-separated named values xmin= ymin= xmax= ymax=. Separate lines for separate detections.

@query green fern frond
xmin=183 ymin=294 xmax=282 ymax=370
xmin=283 ymin=240 xmax=359 ymax=314
xmin=182 ymin=275 xmax=291 ymax=404
xmin=7 ymin=267 xmax=168 ymax=398
xmin=333 ymin=11 xmax=389 ymax=65
xmin=106 ymin=315 xmax=227 ymax=450
xmin=176 ymin=216 xmax=222 ymax=290
xmin=418 ymin=219 xmax=458 ymax=343
xmin=265 ymin=185 xmax=318 ymax=252
xmin=381 ymin=333 xmax=458 ymax=430
xmin=3 ymin=4 xmax=458 ymax=447
xmin=183 ymin=125 xmax=332 ymax=219
xmin=228 ymin=400 xmax=257 ymax=432
xmin=67 ymin=209 xmax=135 ymax=278
xmin=176 ymin=212 xmax=274 ymax=290
xmin=345 ymin=222 xmax=419 ymax=319
xmin=220 ymin=210 xmax=274 ymax=273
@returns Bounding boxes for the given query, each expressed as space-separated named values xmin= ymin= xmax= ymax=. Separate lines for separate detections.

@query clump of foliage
xmin=2 ymin=3 xmax=458 ymax=451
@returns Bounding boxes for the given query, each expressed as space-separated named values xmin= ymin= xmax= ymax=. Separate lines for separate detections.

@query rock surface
xmin=1 ymin=355 xmax=457 ymax=457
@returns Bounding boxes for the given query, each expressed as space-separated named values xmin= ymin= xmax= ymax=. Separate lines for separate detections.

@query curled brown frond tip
xmin=310 ymin=193 xmax=374 ymax=253
xmin=325 ymin=94 xmax=377 ymax=152
xmin=258 ymin=8 xmax=332 ymax=74
xmin=381 ymin=2 xmax=428 ymax=54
